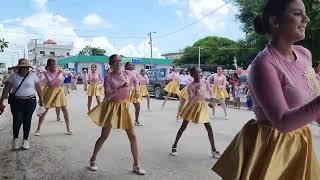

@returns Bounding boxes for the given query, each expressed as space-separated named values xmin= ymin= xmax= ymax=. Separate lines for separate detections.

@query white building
xmin=161 ymin=52 xmax=183 ymax=59
xmin=27 ymin=39 xmax=72 ymax=67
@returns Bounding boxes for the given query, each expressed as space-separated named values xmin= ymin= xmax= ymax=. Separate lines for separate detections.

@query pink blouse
xmin=169 ymin=72 xmax=180 ymax=81
xmin=40 ymin=70 xmax=65 ymax=88
xmin=249 ymin=44 xmax=320 ymax=133
xmin=207 ymin=73 xmax=226 ymax=88
xmin=104 ymin=70 xmax=138 ymax=101
xmin=138 ymin=74 xmax=149 ymax=85
xmin=86 ymin=72 xmax=102 ymax=84
xmin=187 ymin=80 xmax=212 ymax=102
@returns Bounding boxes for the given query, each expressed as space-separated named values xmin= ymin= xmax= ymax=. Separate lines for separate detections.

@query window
xmin=150 ymin=70 xmax=159 ymax=78
xmin=159 ymin=68 xmax=166 ymax=78
xmin=50 ymin=51 xmax=55 ymax=56
xmin=40 ymin=51 xmax=45 ymax=55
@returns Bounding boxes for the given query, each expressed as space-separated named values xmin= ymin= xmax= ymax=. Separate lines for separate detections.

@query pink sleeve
xmin=103 ymin=75 xmax=113 ymax=99
xmin=205 ymin=81 xmax=212 ymax=98
xmin=128 ymin=71 xmax=138 ymax=92
xmin=250 ymin=59 xmax=320 ymax=133
xmin=99 ymin=73 xmax=103 ymax=84
xmin=207 ymin=75 xmax=214 ymax=84
xmin=86 ymin=74 xmax=90 ymax=81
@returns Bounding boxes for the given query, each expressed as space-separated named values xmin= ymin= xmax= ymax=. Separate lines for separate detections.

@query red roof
xmin=43 ymin=39 xmax=57 ymax=45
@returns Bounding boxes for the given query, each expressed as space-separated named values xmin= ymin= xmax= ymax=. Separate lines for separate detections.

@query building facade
xmin=27 ymin=39 xmax=72 ymax=68
xmin=58 ymin=55 xmax=173 ymax=77
xmin=161 ymin=52 xmax=183 ymax=59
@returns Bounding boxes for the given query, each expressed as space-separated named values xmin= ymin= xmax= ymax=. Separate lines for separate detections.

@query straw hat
xmin=15 ymin=58 xmax=33 ymax=68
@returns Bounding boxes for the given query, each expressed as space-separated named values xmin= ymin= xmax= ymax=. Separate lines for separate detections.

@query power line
xmin=155 ymin=0 xmax=232 ymax=39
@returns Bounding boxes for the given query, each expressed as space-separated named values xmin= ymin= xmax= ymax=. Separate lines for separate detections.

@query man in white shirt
xmin=179 ymin=69 xmax=190 ymax=89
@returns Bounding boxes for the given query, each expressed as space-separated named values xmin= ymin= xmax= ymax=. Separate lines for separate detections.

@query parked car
xmin=147 ymin=67 xmax=182 ymax=99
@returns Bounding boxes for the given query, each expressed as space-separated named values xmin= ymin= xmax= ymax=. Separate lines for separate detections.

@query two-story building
xmin=27 ymin=39 xmax=72 ymax=68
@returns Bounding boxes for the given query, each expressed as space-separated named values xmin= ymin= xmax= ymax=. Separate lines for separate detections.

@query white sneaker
xmin=224 ymin=116 xmax=229 ymax=120
xmin=21 ymin=140 xmax=30 ymax=150
xmin=133 ymin=165 xmax=146 ymax=175
xmin=66 ymin=130 xmax=73 ymax=135
xmin=135 ymin=122 xmax=143 ymax=126
xmin=12 ymin=138 xmax=20 ymax=150
xmin=34 ymin=130 xmax=40 ymax=136
xmin=169 ymin=147 xmax=178 ymax=156
xmin=89 ymin=161 xmax=98 ymax=171
xmin=211 ymin=151 xmax=221 ymax=158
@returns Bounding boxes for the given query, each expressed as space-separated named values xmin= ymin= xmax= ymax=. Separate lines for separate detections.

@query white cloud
xmin=159 ymin=0 xmax=240 ymax=34
xmin=176 ymin=10 xmax=183 ymax=17
xmin=82 ymin=13 xmax=111 ymax=30
xmin=32 ymin=0 xmax=47 ymax=11
xmin=188 ymin=0 xmax=232 ymax=31
xmin=0 ymin=0 xmax=162 ymax=66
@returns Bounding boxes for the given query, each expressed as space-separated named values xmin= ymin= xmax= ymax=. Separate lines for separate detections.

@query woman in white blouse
xmin=0 ymin=58 xmax=43 ymax=150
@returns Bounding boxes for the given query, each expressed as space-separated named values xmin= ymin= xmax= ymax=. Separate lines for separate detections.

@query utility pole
xmin=147 ymin=32 xmax=156 ymax=68
xmin=32 ymin=39 xmax=40 ymax=66
xmin=198 ymin=47 xmax=202 ymax=69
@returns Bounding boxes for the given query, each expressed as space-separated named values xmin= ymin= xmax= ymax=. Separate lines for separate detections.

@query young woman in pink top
xmin=86 ymin=64 xmax=103 ymax=112
xmin=162 ymin=67 xmax=181 ymax=110
xmin=176 ymin=69 xmax=194 ymax=122
xmin=170 ymin=67 xmax=220 ymax=158
xmin=35 ymin=59 xmax=72 ymax=136
xmin=125 ymin=62 xmax=143 ymax=126
xmin=207 ymin=67 xmax=229 ymax=119
xmin=138 ymin=69 xmax=151 ymax=111
xmin=212 ymin=0 xmax=320 ymax=179
xmin=87 ymin=55 xmax=146 ymax=175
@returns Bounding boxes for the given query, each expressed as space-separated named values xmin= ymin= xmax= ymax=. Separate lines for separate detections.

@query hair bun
xmin=253 ymin=15 xmax=267 ymax=35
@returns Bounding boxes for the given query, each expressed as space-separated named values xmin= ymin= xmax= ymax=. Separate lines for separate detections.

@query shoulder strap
xmin=13 ymin=72 xmax=30 ymax=96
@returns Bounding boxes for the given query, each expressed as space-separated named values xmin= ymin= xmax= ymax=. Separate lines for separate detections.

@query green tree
xmin=234 ymin=0 xmax=320 ymax=63
xmin=177 ymin=36 xmax=239 ymax=66
xmin=0 ymin=38 xmax=9 ymax=52
xmin=78 ymin=45 xmax=106 ymax=56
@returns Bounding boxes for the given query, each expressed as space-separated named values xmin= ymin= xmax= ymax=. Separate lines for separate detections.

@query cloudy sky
xmin=0 ymin=0 xmax=244 ymax=66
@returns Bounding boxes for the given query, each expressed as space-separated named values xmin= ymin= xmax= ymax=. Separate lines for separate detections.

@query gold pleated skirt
xmin=212 ymin=119 xmax=320 ymax=180
xmin=180 ymin=101 xmax=209 ymax=124
xmin=129 ymin=86 xmax=142 ymax=103
xmin=211 ymin=85 xmax=229 ymax=99
xmin=164 ymin=80 xmax=180 ymax=95
xmin=88 ymin=100 xmax=133 ymax=130
xmin=140 ymin=85 xmax=149 ymax=97
xmin=179 ymin=86 xmax=188 ymax=100
xmin=86 ymin=84 xmax=103 ymax=96
xmin=43 ymin=87 xmax=67 ymax=108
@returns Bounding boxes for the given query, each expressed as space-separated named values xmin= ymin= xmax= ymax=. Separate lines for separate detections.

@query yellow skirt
xmin=129 ymin=86 xmax=142 ymax=103
xmin=140 ymin=85 xmax=149 ymax=97
xmin=43 ymin=87 xmax=67 ymax=108
xmin=88 ymin=100 xmax=133 ymax=130
xmin=179 ymin=86 xmax=188 ymax=100
xmin=164 ymin=80 xmax=180 ymax=95
xmin=87 ymin=84 xmax=103 ymax=96
xmin=212 ymin=119 xmax=320 ymax=180
xmin=212 ymin=85 xmax=229 ymax=99
xmin=180 ymin=101 xmax=209 ymax=124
